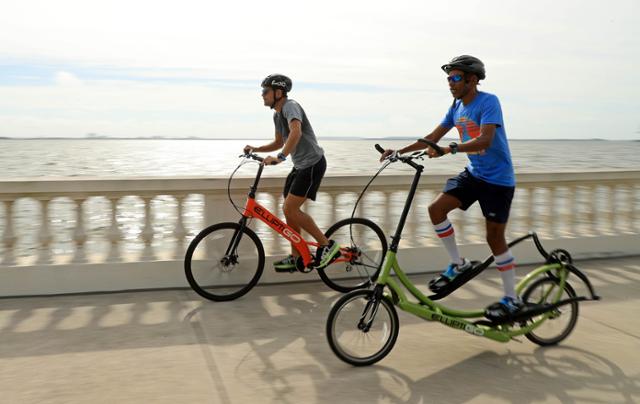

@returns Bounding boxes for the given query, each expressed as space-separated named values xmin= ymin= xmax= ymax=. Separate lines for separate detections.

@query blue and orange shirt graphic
xmin=441 ymin=91 xmax=515 ymax=187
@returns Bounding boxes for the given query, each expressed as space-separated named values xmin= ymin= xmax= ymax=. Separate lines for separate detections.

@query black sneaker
xmin=273 ymin=255 xmax=297 ymax=272
xmin=428 ymin=258 xmax=473 ymax=292
xmin=484 ymin=296 xmax=524 ymax=321
xmin=315 ymin=240 xmax=340 ymax=267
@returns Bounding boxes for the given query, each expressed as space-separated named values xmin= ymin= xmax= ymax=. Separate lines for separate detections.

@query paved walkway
xmin=1 ymin=257 xmax=639 ymax=403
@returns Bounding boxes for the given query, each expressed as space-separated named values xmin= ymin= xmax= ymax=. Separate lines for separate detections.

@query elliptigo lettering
xmin=254 ymin=206 xmax=302 ymax=243
xmin=432 ymin=314 xmax=485 ymax=336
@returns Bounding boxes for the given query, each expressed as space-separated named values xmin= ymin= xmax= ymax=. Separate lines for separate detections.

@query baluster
xmin=590 ymin=185 xmax=598 ymax=236
xmin=106 ymin=197 xmax=122 ymax=262
xmin=37 ymin=198 xmax=53 ymax=264
xmin=383 ymin=191 xmax=393 ymax=237
xmin=635 ymin=184 xmax=640 ymax=233
xmin=623 ymin=184 xmax=633 ymax=234
xmin=546 ymin=187 xmax=556 ymax=239
xmin=608 ymin=185 xmax=616 ymax=235
xmin=327 ymin=192 xmax=337 ymax=226
xmin=71 ymin=198 xmax=87 ymax=263
xmin=2 ymin=200 xmax=16 ymax=266
xmin=526 ymin=187 xmax=535 ymax=235
xmin=172 ymin=195 xmax=187 ymax=260
xmin=140 ymin=196 xmax=154 ymax=260
xmin=566 ymin=186 xmax=575 ymax=237
xmin=631 ymin=184 xmax=638 ymax=233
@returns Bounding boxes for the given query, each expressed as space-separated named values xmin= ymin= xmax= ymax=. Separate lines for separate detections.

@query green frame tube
xmin=376 ymin=253 xmax=569 ymax=342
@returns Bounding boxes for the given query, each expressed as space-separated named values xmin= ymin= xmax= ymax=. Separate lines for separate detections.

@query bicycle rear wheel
xmin=184 ymin=222 xmax=264 ymax=301
xmin=522 ymin=277 xmax=579 ymax=346
xmin=318 ymin=218 xmax=387 ymax=293
xmin=326 ymin=288 xmax=399 ymax=366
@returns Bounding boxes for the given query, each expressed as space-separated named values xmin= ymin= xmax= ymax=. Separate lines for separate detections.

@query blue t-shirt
xmin=441 ymin=91 xmax=515 ymax=187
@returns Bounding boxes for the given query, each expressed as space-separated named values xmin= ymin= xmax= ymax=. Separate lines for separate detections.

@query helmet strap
xmin=271 ymin=89 xmax=286 ymax=110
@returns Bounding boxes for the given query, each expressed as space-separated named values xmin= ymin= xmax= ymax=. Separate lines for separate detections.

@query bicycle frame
xmin=369 ymin=149 xmax=590 ymax=342
xmin=235 ymin=159 xmax=355 ymax=269
xmin=242 ymin=197 xmax=316 ymax=266
xmin=376 ymin=252 xmax=568 ymax=342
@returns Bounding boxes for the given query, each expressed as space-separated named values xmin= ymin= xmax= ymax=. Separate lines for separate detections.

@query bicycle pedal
xmin=274 ymin=267 xmax=297 ymax=273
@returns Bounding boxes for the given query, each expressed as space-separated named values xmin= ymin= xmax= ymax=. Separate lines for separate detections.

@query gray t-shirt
xmin=273 ymin=99 xmax=324 ymax=169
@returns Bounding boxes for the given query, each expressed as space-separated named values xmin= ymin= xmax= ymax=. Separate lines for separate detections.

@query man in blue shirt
xmin=380 ymin=55 xmax=521 ymax=320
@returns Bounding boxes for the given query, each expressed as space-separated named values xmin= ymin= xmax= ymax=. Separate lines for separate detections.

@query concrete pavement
xmin=1 ymin=257 xmax=639 ymax=403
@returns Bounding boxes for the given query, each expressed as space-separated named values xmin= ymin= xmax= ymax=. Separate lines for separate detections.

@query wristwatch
xmin=277 ymin=152 xmax=287 ymax=161
xmin=449 ymin=142 xmax=459 ymax=155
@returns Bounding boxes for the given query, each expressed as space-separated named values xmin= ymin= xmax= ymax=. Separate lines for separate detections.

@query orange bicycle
xmin=184 ymin=151 xmax=387 ymax=301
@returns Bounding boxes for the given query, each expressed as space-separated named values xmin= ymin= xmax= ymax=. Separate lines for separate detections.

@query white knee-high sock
xmin=434 ymin=219 xmax=462 ymax=265
xmin=495 ymin=250 xmax=517 ymax=299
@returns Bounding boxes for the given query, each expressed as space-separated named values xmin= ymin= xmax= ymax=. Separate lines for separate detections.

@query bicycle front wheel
xmin=326 ymin=289 xmax=399 ymax=366
xmin=522 ymin=277 xmax=579 ymax=346
xmin=318 ymin=218 xmax=387 ymax=293
xmin=184 ymin=222 xmax=265 ymax=301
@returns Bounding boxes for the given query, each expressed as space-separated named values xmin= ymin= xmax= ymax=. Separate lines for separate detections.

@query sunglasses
xmin=447 ymin=74 xmax=464 ymax=83
xmin=261 ymin=87 xmax=272 ymax=96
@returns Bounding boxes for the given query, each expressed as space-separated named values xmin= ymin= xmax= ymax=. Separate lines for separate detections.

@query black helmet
xmin=261 ymin=74 xmax=292 ymax=93
xmin=441 ymin=55 xmax=486 ymax=80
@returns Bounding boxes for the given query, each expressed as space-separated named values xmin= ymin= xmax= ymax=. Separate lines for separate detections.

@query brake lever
xmin=388 ymin=150 xmax=399 ymax=162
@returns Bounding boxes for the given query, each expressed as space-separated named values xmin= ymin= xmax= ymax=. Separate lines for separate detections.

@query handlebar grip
xmin=417 ymin=138 xmax=444 ymax=156
xmin=374 ymin=144 xmax=385 ymax=154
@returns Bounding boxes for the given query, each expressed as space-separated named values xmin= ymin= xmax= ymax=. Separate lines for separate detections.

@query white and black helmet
xmin=441 ymin=55 xmax=486 ymax=80
xmin=261 ymin=74 xmax=292 ymax=93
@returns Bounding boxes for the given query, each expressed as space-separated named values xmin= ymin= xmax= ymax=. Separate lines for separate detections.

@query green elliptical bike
xmin=325 ymin=140 xmax=600 ymax=366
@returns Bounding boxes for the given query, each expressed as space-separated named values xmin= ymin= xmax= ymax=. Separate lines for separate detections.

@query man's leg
xmin=283 ymin=194 xmax=329 ymax=256
xmin=486 ymin=220 xmax=517 ymax=299
xmin=428 ymin=193 xmax=464 ymax=265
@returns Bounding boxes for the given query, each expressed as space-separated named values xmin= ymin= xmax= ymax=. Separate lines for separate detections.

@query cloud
xmin=0 ymin=0 xmax=639 ymax=139
xmin=54 ymin=71 xmax=83 ymax=86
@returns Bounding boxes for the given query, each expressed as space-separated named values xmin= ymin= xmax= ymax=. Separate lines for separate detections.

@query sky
xmin=0 ymin=0 xmax=638 ymax=140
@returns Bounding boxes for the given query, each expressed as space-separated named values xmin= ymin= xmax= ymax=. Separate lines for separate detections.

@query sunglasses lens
xmin=447 ymin=75 xmax=462 ymax=83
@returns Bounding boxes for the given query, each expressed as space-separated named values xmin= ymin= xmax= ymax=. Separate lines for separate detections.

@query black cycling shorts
xmin=283 ymin=155 xmax=326 ymax=201
xmin=443 ymin=168 xmax=515 ymax=223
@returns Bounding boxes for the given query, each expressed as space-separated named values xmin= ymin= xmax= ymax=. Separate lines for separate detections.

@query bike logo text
xmin=254 ymin=206 xmax=301 ymax=243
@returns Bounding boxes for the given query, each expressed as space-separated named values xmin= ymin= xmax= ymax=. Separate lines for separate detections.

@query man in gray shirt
xmin=244 ymin=74 xmax=339 ymax=271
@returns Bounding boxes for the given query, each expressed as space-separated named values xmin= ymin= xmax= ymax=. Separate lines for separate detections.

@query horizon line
xmin=0 ymin=136 xmax=637 ymax=142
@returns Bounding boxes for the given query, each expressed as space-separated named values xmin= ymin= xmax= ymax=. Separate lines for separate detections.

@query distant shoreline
xmin=0 ymin=136 xmax=637 ymax=142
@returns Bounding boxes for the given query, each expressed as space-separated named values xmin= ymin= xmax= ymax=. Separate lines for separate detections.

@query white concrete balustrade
xmin=1 ymin=171 xmax=639 ymax=296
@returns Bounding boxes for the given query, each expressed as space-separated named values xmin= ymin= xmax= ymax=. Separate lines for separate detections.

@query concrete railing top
xmin=1 ymin=170 xmax=639 ymax=198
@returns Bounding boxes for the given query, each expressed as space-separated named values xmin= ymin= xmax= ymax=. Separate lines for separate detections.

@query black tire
xmin=318 ymin=218 xmax=387 ymax=293
xmin=522 ymin=277 xmax=579 ymax=346
xmin=326 ymin=289 xmax=399 ymax=366
xmin=184 ymin=222 xmax=265 ymax=301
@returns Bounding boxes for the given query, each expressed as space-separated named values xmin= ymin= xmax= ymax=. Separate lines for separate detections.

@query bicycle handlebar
xmin=417 ymin=138 xmax=444 ymax=156
xmin=239 ymin=152 xmax=280 ymax=165
xmin=375 ymin=138 xmax=445 ymax=166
